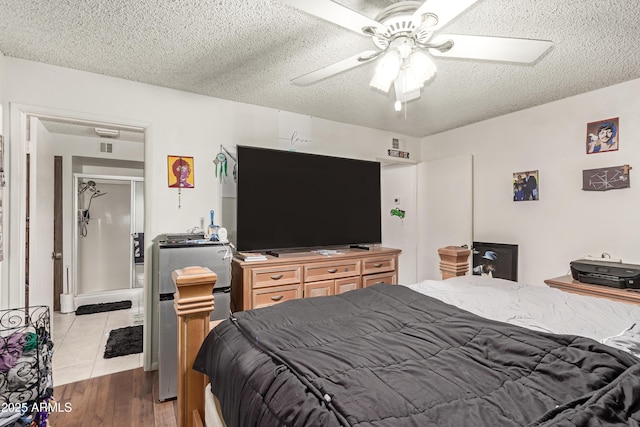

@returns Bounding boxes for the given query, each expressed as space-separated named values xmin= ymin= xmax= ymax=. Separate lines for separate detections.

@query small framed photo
xmin=587 ymin=117 xmax=619 ymax=154
xmin=472 ymin=242 xmax=518 ymax=281
xmin=513 ymin=170 xmax=538 ymax=201
xmin=167 ymin=155 xmax=194 ymax=188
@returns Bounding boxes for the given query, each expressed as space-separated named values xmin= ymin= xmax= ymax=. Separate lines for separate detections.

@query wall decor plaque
xmin=582 ymin=165 xmax=631 ymax=191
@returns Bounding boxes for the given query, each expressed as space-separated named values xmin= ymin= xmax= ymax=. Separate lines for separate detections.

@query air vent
xmin=99 ymin=141 xmax=113 ymax=153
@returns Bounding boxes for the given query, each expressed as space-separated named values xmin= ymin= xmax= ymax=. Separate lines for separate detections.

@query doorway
xmin=6 ymin=104 xmax=147 ymax=383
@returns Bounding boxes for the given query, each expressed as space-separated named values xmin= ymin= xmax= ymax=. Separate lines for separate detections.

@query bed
xmin=185 ymin=275 xmax=640 ymax=427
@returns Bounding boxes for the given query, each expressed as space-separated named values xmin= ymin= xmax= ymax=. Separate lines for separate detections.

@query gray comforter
xmin=194 ymin=284 xmax=640 ymax=426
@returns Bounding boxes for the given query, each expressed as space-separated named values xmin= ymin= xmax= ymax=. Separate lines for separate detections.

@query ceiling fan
xmin=281 ymin=0 xmax=553 ymax=110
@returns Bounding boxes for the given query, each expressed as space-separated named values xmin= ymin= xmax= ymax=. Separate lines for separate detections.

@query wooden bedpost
xmin=173 ymin=266 xmax=217 ymax=427
xmin=438 ymin=246 xmax=471 ymax=280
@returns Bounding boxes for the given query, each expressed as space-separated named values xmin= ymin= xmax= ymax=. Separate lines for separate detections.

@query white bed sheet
xmin=205 ymin=383 xmax=225 ymax=427
xmin=407 ymin=275 xmax=640 ymax=342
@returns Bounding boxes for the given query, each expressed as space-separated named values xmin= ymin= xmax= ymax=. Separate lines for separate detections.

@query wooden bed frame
xmin=172 ymin=266 xmax=217 ymax=427
xmin=172 ymin=246 xmax=471 ymax=427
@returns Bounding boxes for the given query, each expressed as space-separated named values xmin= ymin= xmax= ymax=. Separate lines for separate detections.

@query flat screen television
xmin=236 ymin=146 xmax=381 ymax=252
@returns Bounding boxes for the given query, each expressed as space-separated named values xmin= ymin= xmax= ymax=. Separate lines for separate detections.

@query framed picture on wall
xmin=586 ymin=117 xmax=619 ymax=154
xmin=472 ymin=242 xmax=518 ymax=281
xmin=513 ymin=170 xmax=539 ymax=201
xmin=167 ymin=155 xmax=195 ymax=188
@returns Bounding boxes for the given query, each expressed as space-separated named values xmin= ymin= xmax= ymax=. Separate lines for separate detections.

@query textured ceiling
xmin=1 ymin=0 xmax=639 ymax=138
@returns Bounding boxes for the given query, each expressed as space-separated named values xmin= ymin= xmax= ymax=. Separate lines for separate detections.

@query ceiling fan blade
xmin=412 ymin=0 xmax=479 ymax=31
xmin=281 ymin=0 xmax=383 ymax=35
xmin=291 ymin=51 xmax=381 ymax=86
xmin=429 ymin=34 xmax=553 ymax=63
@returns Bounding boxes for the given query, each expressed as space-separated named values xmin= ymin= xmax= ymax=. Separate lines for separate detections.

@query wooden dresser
xmin=231 ymin=247 xmax=401 ymax=311
xmin=544 ymin=275 xmax=640 ymax=305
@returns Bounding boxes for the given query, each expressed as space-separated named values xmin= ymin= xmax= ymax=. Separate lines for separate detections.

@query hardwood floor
xmin=49 ymin=368 xmax=177 ymax=427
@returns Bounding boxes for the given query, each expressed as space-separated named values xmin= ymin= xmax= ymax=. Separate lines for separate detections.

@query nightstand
xmin=544 ymin=275 xmax=640 ymax=306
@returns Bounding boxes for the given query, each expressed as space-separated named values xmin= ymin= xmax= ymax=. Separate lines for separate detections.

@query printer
xmin=570 ymin=259 xmax=640 ymax=289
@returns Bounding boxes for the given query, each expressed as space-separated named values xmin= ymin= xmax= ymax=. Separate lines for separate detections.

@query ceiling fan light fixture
xmin=369 ymin=35 xmax=436 ymax=107
xmin=394 ymin=68 xmax=422 ymax=103
xmin=396 ymin=39 xmax=413 ymax=60
xmin=370 ymin=50 xmax=401 ymax=93
xmin=409 ymin=50 xmax=437 ymax=83
xmin=285 ymin=0 xmax=553 ymax=115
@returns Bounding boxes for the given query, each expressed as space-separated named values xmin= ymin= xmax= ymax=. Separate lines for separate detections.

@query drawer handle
xmin=373 ymin=263 xmax=383 ymax=268
xmin=327 ymin=268 xmax=338 ymax=273
xmin=271 ymin=274 xmax=284 ymax=280
xmin=374 ymin=281 xmax=385 ymax=285
xmin=271 ymin=295 xmax=284 ymax=301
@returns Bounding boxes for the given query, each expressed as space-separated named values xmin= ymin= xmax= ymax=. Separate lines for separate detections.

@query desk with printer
xmin=545 ymin=259 xmax=640 ymax=306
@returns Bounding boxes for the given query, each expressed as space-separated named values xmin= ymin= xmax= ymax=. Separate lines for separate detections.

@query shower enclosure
xmin=73 ymin=174 xmax=144 ymax=305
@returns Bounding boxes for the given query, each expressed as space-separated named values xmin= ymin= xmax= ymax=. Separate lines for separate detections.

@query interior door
xmin=53 ymin=156 xmax=63 ymax=311
xmin=417 ymin=155 xmax=473 ymax=281
xmin=28 ymin=117 xmax=55 ymax=309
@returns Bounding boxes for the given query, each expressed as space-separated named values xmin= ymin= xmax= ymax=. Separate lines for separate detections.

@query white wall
xmin=2 ymin=58 xmax=420 ymax=368
xmin=421 ymin=78 xmax=640 ymax=286
xmin=381 ymin=164 xmax=417 ymax=285
xmin=4 ymin=58 xmax=420 ymax=236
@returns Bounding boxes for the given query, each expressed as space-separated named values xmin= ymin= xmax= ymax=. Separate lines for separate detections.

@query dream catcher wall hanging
xmin=214 ymin=146 xmax=237 ymax=184
xmin=214 ymin=152 xmax=227 ymax=180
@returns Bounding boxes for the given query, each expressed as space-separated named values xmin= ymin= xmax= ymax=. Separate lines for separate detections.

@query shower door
xmin=74 ymin=174 xmax=144 ymax=296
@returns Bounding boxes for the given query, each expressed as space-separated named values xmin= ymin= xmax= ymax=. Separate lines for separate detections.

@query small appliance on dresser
xmin=570 ymin=259 xmax=640 ymax=289
xmin=153 ymin=233 xmax=231 ymax=401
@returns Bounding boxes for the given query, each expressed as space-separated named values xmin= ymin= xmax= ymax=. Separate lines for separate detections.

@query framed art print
xmin=167 ymin=155 xmax=194 ymax=188
xmin=513 ymin=170 xmax=538 ymax=201
xmin=586 ymin=117 xmax=619 ymax=154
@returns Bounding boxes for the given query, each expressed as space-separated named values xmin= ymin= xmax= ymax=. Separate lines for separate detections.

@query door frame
xmin=3 ymin=103 xmax=149 ymax=312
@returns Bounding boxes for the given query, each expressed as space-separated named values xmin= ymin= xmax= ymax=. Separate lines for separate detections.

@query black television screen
xmin=237 ymin=146 xmax=381 ymax=252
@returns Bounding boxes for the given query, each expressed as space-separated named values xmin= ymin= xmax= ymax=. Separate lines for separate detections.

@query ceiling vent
xmin=99 ymin=141 xmax=113 ymax=154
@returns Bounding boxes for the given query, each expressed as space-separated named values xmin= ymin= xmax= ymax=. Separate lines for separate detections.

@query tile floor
xmin=52 ymin=306 xmax=144 ymax=386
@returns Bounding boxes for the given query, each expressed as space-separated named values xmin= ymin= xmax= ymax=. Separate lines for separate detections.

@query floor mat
xmin=75 ymin=300 xmax=132 ymax=315
xmin=104 ymin=325 xmax=143 ymax=359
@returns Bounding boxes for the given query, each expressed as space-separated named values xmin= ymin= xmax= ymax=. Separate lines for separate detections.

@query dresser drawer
xmin=335 ymin=276 xmax=361 ymax=294
xmin=304 ymin=280 xmax=335 ymax=298
xmin=363 ymin=272 xmax=397 ymax=288
xmin=252 ymin=284 xmax=302 ymax=308
xmin=251 ymin=265 xmax=302 ymax=289
xmin=304 ymin=260 xmax=361 ymax=282
xmin=362 ymin=255 xmax=396 ymax=275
